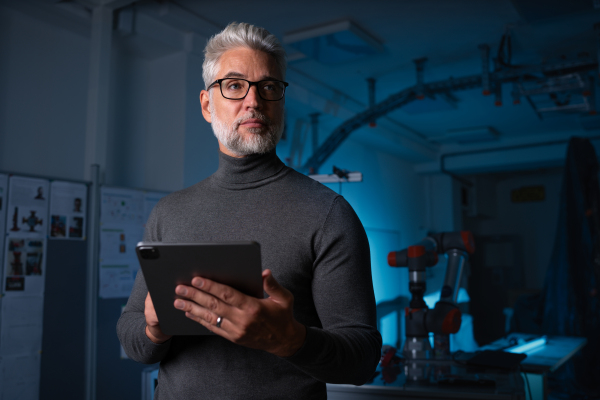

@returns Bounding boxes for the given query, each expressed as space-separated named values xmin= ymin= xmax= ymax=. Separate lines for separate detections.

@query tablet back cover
xmin=136 ymin=241 xmax=262 ymax=335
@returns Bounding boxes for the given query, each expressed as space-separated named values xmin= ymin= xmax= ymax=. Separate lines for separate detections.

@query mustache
xmin=233 ymin=112 xmax=271 ymax=129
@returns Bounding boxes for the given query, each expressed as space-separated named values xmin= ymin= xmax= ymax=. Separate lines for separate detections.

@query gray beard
xmin=209 ymin=100 xmax=283 ymax=157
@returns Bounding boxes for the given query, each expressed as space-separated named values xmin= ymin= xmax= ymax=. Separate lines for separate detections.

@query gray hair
xmin=202 ymin=22 xmax=287 ymax=89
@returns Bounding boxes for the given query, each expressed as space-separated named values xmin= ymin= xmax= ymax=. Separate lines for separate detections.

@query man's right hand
xmin=145 ymin=292 xmax=172 ymax=344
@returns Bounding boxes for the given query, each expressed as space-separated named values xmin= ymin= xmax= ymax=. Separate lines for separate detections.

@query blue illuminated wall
xmin=276 ymin=135 xmax=463 ymax=348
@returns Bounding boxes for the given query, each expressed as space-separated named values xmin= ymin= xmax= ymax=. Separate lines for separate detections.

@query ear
xmin=200 ymin=90 xmax=212 ymax=123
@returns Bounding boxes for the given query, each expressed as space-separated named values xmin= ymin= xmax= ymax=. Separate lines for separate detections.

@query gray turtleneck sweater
xmin=117 ymin=151 xmax=381 ymax=400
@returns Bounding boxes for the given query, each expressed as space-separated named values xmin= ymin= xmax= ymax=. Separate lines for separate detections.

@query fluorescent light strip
xmin=506 ymin=336 xmax=547 ymax=354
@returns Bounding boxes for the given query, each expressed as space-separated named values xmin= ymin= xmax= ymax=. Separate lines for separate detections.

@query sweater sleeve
xmin=116 ymin=204 xmax=172 ymax=364
xmin=283 ymin=196 xmax=382 ymax=385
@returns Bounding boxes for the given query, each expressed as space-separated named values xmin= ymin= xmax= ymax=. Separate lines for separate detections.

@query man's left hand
xmin=173 ymin=269 xmax=307 ymax=358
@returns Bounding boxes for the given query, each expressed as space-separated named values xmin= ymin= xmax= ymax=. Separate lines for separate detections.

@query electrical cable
xmin=519 ymin=365 xmax=532 ymax=400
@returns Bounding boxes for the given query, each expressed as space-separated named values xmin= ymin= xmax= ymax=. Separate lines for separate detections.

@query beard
xmin=209 ymin=98 xmax=284 ymax=157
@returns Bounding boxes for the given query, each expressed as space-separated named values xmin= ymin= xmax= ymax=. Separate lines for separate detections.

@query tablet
xmin=136 ymin=241 xmax=263 ymax=335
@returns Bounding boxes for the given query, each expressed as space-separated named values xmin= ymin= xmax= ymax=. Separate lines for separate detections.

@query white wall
xmin=107 ymin=45 xmax=149 ymax=188
xmin=0 ymin=5 xmax=219 ymax=192
xmin=182 ymin=52 xmax=220 ymax=188
xmin=0 ymin=6 xmax=89 ymax=181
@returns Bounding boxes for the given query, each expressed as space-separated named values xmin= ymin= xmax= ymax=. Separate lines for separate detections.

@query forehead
xmin=216 ymin=47 xmax=282 ymax=80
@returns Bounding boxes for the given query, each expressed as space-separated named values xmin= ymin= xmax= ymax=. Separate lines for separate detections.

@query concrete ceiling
xmin=4 ymin=0 xmax=600 ymax=165
xmin=175 ymin=0 xmax=600 ymax=164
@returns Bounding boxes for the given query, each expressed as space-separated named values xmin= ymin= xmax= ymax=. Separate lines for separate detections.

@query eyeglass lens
xmin=220 ymin=79 xmax=285 ymax=100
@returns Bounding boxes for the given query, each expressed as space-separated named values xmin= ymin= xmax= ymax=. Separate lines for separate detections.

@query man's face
xmin=200 ymin=48 xmax=285 ymax=157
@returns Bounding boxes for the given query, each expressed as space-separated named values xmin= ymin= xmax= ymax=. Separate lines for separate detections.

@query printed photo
xmin=51 ymin=215 xmax=67 ymax=237
xmin=74 ymin=197 xmax=82 ymax=213
xmin=25 ymin=249 xmax=43 ymax=276
xmin=7 ymin=250 xmax=24 ymax=276
xmin=22 ymin=210 xmax=43 ymax=233
xmin=69 ymin=216 xmax=83 ymax=238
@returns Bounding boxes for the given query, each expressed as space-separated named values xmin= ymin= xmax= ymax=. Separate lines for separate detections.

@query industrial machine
xmin=387 ymin=231 xmax=475 ymax=362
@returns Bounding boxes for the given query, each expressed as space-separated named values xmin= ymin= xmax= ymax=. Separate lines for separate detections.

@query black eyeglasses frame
xmin=208 ymin=78 xmax=289 ymax=101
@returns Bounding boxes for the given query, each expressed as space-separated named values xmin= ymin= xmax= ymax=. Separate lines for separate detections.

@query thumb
xmin=262 ymin=269 xmax=289 ymax=301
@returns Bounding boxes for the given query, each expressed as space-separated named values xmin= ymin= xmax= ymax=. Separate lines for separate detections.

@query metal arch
xmin=300 ymin=75 xmax=482 ymax=173
xmin=299 ymin=54 xmax=598 ymax=174
xmin=301 ymin=88 xmax=417 ymax=173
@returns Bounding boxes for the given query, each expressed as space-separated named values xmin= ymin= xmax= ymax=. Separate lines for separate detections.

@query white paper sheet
xmin=99 ymin=187 xmax=168 ymax=298
xmin=6 ymin=177 xmax=49 ymax=239
xmin=101 ymin=187 xmax=144 ymax=226
xmin=49 ymin=181 xmax=88 ymax=240
xmin=0 ymin=295 xmax=44 ymax=356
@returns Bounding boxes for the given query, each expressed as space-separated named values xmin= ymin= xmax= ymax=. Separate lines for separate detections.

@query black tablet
xmin=136 ymin=241 xmax=263 ymax=335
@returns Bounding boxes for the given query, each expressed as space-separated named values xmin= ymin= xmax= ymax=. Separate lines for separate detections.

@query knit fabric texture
xmin=117 ymin=150 xmax=381 ymax=400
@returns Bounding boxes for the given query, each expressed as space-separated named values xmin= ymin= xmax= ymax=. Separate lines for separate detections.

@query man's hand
xmin=173 ymin=269 xmax=307 ymax=357
xmin=144 ymin=293 xmax=173 ymax=344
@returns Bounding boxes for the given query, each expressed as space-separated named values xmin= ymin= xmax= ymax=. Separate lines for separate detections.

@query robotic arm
xmin=388 ymin=231 xmax=475 ymax=360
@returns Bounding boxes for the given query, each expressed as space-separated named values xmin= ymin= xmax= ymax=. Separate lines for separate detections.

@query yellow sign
xmin=511 ymin=186 xmax=545 ymax=203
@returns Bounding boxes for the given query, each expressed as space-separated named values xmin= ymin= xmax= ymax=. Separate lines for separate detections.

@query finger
xmin=262 ymin=269 xmax=291 ymax=302
xmin=190 ymin=277 xmax=248 ymax=308
xmin=145 ymin=293 xmax=159 ymax=325
xmin=174 ymin=298 xmax=221 ymax=326
xmin=175 ymin=299 xmax=235 ymax=338
xmin=185 ymin=311 xmax=236 ymax=341
xmin=175 ymin=284 xmax=229 ymax=318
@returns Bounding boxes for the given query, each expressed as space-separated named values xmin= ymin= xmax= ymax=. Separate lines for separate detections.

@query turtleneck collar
xmin=213 ymin=150 xmax=287 ymax=187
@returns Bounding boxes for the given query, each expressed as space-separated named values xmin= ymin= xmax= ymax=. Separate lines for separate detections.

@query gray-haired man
xmin=117 ymin=22 xmax=381 ymax=399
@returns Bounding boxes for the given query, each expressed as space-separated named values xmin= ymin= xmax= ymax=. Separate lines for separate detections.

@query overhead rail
xmin=439 ymin=135 xmax=600 ymax=186
xmin=300 ymin=34 xmax=599 ymax=174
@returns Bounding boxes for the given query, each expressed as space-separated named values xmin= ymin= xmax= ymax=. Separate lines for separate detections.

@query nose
xmin=243 ymin=84 xmax=263 ymax=109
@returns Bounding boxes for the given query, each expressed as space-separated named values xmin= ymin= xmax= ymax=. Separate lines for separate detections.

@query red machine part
xmin=441 ymin=308 xmax=462 ymax=334
xmin=380 ymin=346 xmax=396 ymax=367
xmin=387 ymin=251 xmax=397 ymax=266
xmin=408 ymin=245 xmax=425 ymax=258
xmin=461 ymin=231 xmax=475 ymax=254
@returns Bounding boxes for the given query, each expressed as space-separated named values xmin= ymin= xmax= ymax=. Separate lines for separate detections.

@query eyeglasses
xmin=208 ymin=78 xmax=289 ymax=101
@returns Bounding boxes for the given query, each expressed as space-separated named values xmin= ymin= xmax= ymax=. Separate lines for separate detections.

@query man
xmin=117 ymin=22 xmax=381 ymax=399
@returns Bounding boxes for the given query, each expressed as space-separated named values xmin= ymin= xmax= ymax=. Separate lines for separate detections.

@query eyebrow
xmin=221 ymin=71 xmax=281 ymax=81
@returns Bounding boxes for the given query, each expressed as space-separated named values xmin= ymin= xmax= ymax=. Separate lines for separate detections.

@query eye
xmin=262 ymin=82 xmax=276 ymax=91
xmin=225 ymin=80 xmax=244 ymax=91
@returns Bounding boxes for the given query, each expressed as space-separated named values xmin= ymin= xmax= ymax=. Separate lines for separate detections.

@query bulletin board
xmin=98 ymin=187 xmax=168 ymax=299
xmin=0 ymin=174 xmax=170 ymax=400
xmin=0 ymin=174 xmax=89 ymax=400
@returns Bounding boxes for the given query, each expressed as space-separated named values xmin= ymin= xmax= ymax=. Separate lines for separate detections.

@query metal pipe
xmin=440 ymin=250 xmax=467 ymax=303
xmin=495 ymin=82 xmax=502 ymax=106
xmin=414 ymin=58 xmax=427 ymax=100
xmin=367 ymin=78 xmax=376 ymax=127
xmin=511 ymin=82 xmax=521 ymax=105
xmin=85 ymin=164 xmax=100 ymax=400
xmin=439 ymin=135 xmax=600 ymax=186
xmin=479 ymin=44 xmax=491 ymax=95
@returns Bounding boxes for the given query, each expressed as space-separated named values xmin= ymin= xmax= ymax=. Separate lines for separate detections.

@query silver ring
xmin=216 ymin=316 xmax=223 ymax=328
